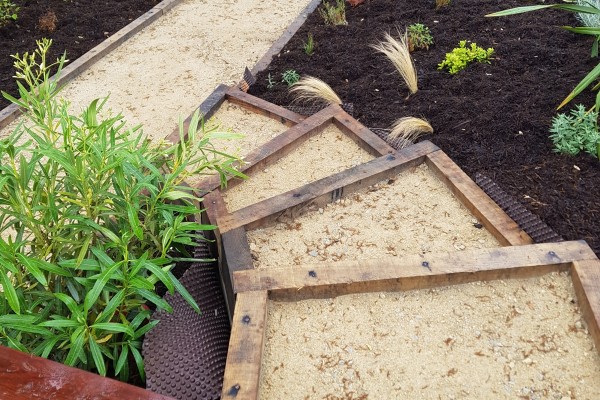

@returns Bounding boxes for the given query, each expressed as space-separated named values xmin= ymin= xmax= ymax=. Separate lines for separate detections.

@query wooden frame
xmin=221 ymin=241 xmax=600 ymax=400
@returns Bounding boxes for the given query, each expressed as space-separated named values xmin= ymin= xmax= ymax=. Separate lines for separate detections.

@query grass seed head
xmin=290 ymin=76 xmax=342 ymax=105
xmin=389 ymin=117 xmax=433 ymax=148
xmin=371 ymin=29 xmax=418 ymax=95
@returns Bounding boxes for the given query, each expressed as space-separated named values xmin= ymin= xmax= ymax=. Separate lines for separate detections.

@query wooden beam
xmin=165 ymin=83 xmax=229 ymax=144
xmin=233 ymin=241 xmax=598 ymax=294
xmin=218 ymin=141 xmax=439 ymax=233
xmin=220 ymin=227 xmax=254 ymax=319
xmin=571 ymin=258 xmax=600 ymax=354
xmin=0 ymin=346 xmax=174 ymax=400
xmin=221 ymin=291 xmax=268 ymax=400
xmin=332 ymin=109 xmax=394 ymax=156
xmin=425 ymin=150 xmax=532 ymax=246
xmin=225 ymin=86 xmax=305 ymax=126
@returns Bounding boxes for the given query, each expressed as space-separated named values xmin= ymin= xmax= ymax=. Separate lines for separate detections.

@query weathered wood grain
xmin=233 ymin=241 xmax=597 ymax=294
xmin=571 ymin=258 xmax=600 ymax=354
xmin=225 ymin=86 xmax=305 ymax=126
xmin=221 ymin=291 xmax=268 ymax=400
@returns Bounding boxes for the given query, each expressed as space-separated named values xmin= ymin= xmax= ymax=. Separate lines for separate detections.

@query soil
xmin=248 ymin=0 xmax=600 ymax=257
xmin=0 ymin=0 xmax=159 ymax=110
xmin=260 ymin=272 xmax=600 ymax=399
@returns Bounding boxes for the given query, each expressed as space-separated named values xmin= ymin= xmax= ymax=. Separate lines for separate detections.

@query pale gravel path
xmin=1 ymin=0 xmax=312 ymax=140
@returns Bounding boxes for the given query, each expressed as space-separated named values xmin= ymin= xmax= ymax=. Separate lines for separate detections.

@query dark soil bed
xmin=0 ymin=0 xmax=158 ymax=110
xmin=249 ymin=0 xmax=600 ymax=256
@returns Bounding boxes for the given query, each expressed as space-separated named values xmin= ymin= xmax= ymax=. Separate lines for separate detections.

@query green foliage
xmin=550 ymin=104 xmax=600 ymax=157
xmin=435 ymin=0 xmax=451 ymax=10
xmin=487 ymin=3 xmax=600 ymax=109
xmin=438 ymin=40 xmax=494 ymax=74
xmin=576 ymin=0 xmax=600 ymax=27
xmin=407 ymin=23 xmax=434 ymax=51
xmin=304 ymin=33 xmax=315 ymax=56
xmin=0 ymin=39 xmax=244 ymax=380
xmin=0 ymin=0 xmax=19 ymax=27
xmin=319 ymin=0 xmax=347 ymax=26
xmin=281 ymin=69 xmax=301 ymax=87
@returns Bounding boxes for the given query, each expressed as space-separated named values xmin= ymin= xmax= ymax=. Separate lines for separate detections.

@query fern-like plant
xmin=549 ymin=104 xmax=600 ymax=157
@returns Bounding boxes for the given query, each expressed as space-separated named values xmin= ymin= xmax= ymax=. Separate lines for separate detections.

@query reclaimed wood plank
xmin=233 ymin=241 xmax=597 ymax=294
xmin=221 ymin=291 xmax=268 ymax=400
xmin=0 ymin=346 xmax=174 ymax=400
xmin=220 ymin=227 xmax=254 ymax=319
xmin=225 ymin=86 xmax=305 ymax=126
xmin=333 ymin=109 xmax=394 ymax=156
xmin=425 ymin=150 xmax=532 ymax=246
xmin=218 ymin=141 xmax=439 ymax=233
xmin=166 ymin=83 xmax=229 ymax=144
xmin=571 ymin=258 xmax=600 ymax=353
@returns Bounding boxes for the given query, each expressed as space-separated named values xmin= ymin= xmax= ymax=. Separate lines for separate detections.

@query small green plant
xmin=281 ymin=69 xmax=301 ymax=87
xmin=303 ymin=33 xmax=315 ymax=56
xmin=550 ymin=104 xmax=600 ymax=158
xmin=407 ymin=23 xmax=434 ymax=51
xmin=435 ymin=0 xmax=450 ymax=10
xmin=319 ymin=0 xmax=347 ymax=26
xmin=266 ymin=73 xmax=276 ymax=89
xmin=438 ymin=40 xmax=494 ymax=74
xmin=0 ymin=39 xmax=243 ymax=381
xmin=0 ymin=0 xmax=19 ymax=27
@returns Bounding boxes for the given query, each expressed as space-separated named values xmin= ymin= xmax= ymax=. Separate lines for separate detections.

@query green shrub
xmin=438 ymin=40 xmax=494 ymax=74
xmin=281 ymin=69 xmax=300 ymax=86
xmin=0 ymin=39 xmax=244 ymax=380
xmin=550 ymin=104 xmax=600 ymax=157
xmin=407 ymin=23 xmax=434 ymax=51
xmin=0 ymin=0 xmax=19 ymax=27
xmin=304 ymin=33 xmax=315 ymax=56
xmin=319 ymin=0 xmax=347 ymax=26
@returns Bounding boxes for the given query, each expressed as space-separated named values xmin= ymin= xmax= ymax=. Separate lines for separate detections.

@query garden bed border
xmin=221 ymin=241 xmax=600 ymax=400
xmin=0 ymin=0 xmax=183 ymax=131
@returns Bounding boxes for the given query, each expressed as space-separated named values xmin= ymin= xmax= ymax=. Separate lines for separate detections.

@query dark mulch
xmin=249 ymin=0 xmax=600 ymax=256
xmin=0 ymin=0 xmax=158 ymax=110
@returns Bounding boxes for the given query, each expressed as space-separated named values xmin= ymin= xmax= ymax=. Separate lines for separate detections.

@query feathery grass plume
xmin=290 ymin=76 xmax=342 ymax=105
xmin=372 ymin=29 xmax=418 ymax=96
xmin=389 ymin=117 xmax=433 ymax=148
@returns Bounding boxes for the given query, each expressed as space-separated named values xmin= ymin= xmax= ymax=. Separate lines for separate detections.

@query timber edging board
xmin=0 ymin=346 xmax=175 ymax=400
xmin=0 ymin=0 xmax=184 ymax=131
xmin=221 ymin=241 xmax=600 ymax=400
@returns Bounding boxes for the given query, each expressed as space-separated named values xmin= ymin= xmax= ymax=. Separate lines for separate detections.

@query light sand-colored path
xmin=1 ymin=0 xmax=312 ymax=140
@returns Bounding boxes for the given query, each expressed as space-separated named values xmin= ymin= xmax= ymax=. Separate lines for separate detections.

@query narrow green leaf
xmin=64 ymin=327 xmax=85 ymax=366
xmin=127 ymin=203 xmax=143 ymax=241
xmin=169 ymin=271 xmax=200 ymax=314
xmin=94 ymin=289 xmax=126 ymax=324
xmin=91 ymin=322 xmax=134 ymax=337
xmin=83 ymin=261 xmax=121 ymax=313
xmin=1 ymin=272 xmax=20 ymax=314
xmin=16 ymin=254 xmax=47 ymax=287
xmin=134 ymin=319 xmax=159 ymax=340
xmin=141 ymin=261 xmax=174 ymax=293
xmin=558 ymin=62 xmax=600 ymax=109
xmin=114 ymin=345 xmax=129 ymax=376
xmin=55 ymin=293 xmax=83 ymax=319
xmin=88 ymin=336 xmax=107 ymax=376
xmin=38 ymin=318 xmax=82 ymax=329
xmin=4 ymin=323 xmax=53 ymax=336
xmin=130 ymin=344 xmax=145 ymax=381
xmin=136 ymin=289 xmax=172 ymax=312
xmin=162 ymin=190 xmax=197 ymax=201
xmin=562 ymin=26 xmax=600 ymax=36
xmin=0 ymin=314 xmax=37 ymax=325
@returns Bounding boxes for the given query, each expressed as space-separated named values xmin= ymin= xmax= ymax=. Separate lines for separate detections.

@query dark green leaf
xmin=1 ymin=272 xmax=20 ymax=314
xmin=91 ymin=322 xmax=134 ymax=337
xmin=88 ymin=336 xmax=107 ymax=376
xmin=83 ymin=260 xmax=121 ymax=313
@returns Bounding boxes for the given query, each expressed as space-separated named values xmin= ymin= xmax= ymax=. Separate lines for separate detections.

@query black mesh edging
xmin=475 ymin=173 xmax=563 ymax=244
xmin=284 ymin=102 xmax=354 ymax=116
xmin=143 ymin=239 xmax=230 ymax=400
